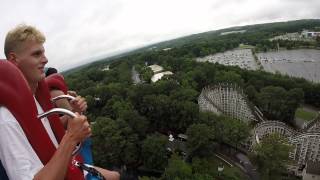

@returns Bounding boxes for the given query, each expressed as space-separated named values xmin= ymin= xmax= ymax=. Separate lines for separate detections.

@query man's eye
xmin=33 ymin=52 xmax=42 ymax=57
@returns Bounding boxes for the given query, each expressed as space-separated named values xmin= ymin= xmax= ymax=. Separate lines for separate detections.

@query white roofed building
xmin=147 ymin=64 xmax=174 ymax=83
xmin=151 ymin=71 xmax=173 ymax=83
xmin=148 ymin=64 xmax=163 ymax=73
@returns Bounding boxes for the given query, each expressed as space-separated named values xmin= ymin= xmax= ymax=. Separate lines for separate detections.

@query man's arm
xmin=0 ymin=106 xmax=90 ymax=180
xmin=50 ymin=90 xmax=120 ymax=180
xmin=34 ymin=113 xmax=91 ymax=180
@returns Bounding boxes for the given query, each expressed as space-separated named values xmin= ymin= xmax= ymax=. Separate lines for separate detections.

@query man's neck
xmin=29 ymin=82 xmax=38 ymax=94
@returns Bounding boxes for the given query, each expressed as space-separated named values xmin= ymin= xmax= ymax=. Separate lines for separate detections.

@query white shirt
xmin=0 ymin=98 xmax=59 ymax=180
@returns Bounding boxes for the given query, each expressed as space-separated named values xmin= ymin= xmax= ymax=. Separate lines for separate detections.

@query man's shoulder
xmin=0 ymin=106 xmax=18 ymax=124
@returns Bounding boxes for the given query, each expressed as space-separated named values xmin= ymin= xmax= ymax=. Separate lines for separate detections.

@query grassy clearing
xmin=207 ymin=156 xmax=247 ymax=180
xmin=295 ymin=108 xmax=318 ymax=121
xmin=239 ymin=44 xmax=255 ymax=49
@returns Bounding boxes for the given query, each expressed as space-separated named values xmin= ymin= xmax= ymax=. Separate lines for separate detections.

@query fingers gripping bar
xmin=37 ymin=108 xmax=81 ymax=156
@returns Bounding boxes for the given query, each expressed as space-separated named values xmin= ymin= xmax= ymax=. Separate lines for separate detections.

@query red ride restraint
xmin=0 ymin=60 xmax=84 ymax=180
xmin=46 ymin=73 xmax=68 ymax=94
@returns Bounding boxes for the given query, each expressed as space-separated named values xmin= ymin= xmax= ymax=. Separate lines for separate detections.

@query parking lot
xmin=257 ymin=49 xmax=320 ymax=83
xmin=196 ymin=49 xmax=259 ymax=70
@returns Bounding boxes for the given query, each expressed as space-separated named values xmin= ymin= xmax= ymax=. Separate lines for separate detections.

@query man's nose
xmin=42 ymin=55 xmax=48 ymax=64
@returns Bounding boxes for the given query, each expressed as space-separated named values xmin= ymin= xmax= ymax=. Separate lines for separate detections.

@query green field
xmin=209 ymin=156 xmax=247 ymax=180
xmin=295 ymin=108 xmax=318 ymax=121
xmin=238 ymin=44 xmax=255 ymax=49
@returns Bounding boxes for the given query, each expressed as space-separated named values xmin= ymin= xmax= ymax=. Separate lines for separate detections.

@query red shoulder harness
xmin=46 ymin=73 xmax=68 ymax=94
xmin=0 ymin=61 xmax=83 ymax=180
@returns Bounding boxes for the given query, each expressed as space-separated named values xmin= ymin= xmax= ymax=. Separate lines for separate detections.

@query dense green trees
xmin=256 ymin=86 xmax=303 ymax=123
xmin=244 ymin=85 xmax=258 ymax=102
xmin=162 ymin=154 xmax=193 ymax=180
xmin=141 ymin=134 xmax=168 ymax=171
xmin=118 ymin=109 xmax=149 ymax=138
xmin=92 ymin=117 xmax=140 ymax=168
xmin=186 ymin=124 xmax=215 ymax=158
xmin=198 ymin=112 xmax=250 ymax=148
xmin=214 ymin=116 xmax=250 ymax=148
xmin=216 ymin=71 xmax=244 ymax=86
xmin=140 ymin=94 xmax=172 ymax=132
xmin=250 ymin=133 xmax=293 ymax=180
xmin=191 ymin=158 xmax=215 ymax=178
xmin=140 ymin=66 xmax=153 ymax=83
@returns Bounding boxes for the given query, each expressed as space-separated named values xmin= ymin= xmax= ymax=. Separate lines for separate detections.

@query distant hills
xmin=142 ymin=19 xmax=320 ymax=49
xmin=64 ymin=19 xmax=320 ymax=74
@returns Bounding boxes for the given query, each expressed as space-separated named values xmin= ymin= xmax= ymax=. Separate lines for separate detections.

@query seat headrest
xmin=0 ymin=60 xmax=36 ymax=117
xmin=45 ymin=73 xmax=68 ymax=94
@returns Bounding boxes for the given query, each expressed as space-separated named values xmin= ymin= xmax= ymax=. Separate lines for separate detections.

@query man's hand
xmin=66 ymin=113 xmax=91 ymax=143
xmin=67 ymin=90 xmax=77 ymax=97
xmin=70 ymin=95 xmax=87 ymax=114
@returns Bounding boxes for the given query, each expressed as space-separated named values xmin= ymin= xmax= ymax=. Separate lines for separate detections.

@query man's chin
xmin=38 ymin=74 xmax=46 ymax=81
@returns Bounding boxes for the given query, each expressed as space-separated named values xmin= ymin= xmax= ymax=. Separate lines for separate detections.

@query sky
xmin=0 ymin=0 xmax=319 ymax=71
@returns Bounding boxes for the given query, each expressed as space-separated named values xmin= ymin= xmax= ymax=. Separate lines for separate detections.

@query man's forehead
xmin=19 ymin=40 xmax=44 ymax=52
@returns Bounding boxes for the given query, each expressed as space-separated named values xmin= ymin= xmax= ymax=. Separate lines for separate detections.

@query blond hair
xmin=4 ymin=24 xmax=46 ymax=58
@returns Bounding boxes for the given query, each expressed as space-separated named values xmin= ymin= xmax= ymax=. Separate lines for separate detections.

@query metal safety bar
xmin=37 ymin=108 xmax=76 ymax=119
xmin=37 ymin=108 xmax=81 ymax=156
xmin=51 ymin=94 xmax=75 ymax=103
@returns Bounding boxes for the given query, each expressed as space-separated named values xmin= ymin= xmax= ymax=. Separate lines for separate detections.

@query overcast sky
xmin=0 ymin=0 xmax=319 ymax=71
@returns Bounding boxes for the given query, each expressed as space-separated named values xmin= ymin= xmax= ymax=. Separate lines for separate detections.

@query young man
xmin=0 ymin=24 xmax=119 ymax=180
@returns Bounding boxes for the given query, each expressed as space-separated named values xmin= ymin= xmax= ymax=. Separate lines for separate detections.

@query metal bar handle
xmin=37 ymin=108 xmax=76 ymax=119
xmin=51 ymin=95 xmax=75 ymax=103
xmin=51 ymin=95 xmax=86 ymax=115
xmin=37 ymin=108 xmax=81 ymax=156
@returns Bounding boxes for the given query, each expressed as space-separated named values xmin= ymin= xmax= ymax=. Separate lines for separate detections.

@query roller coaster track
xmin=198 ymin=84 xmax=257 ymax=123
xmin=198 ymin=84 xmax=320 ymax=167
xmin=253 ymin=121 xmax=320 ymax=166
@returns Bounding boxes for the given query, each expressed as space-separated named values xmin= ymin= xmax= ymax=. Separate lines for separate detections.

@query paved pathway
xmin=234 ymin=152 xmax=259 ymax=180
xmin=131 ymin=66 xmax=142 ymax=84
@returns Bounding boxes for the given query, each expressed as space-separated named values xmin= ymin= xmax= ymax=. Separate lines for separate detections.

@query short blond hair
xmin=4 ymin=24 xmax=46 ymax=58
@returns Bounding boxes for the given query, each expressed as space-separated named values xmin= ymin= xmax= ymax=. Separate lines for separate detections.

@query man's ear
xmin=7 ymin=52 xmax=19 ymax=65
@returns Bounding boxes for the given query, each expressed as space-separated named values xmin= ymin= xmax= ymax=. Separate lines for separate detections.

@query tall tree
xmin=92 ymin=117 xmax=139 ymax=168
xmin=186 ymin=123 xmax=215 ymax=158
xmin=284 ymin=88 xmax=304 ymax=123
xmin=191 ymin=157 xmax=216 ymax=178
xmin=141 ymin=134 xmax=168 ymax=171
xmin=257 ymin=86 xmax=303 ymax=123
xmin=256 ymin=86 xmax=287 ymax=120
xmin=244 ymin=85 xmax=257 ymax=102
xmin=140 ymin=94 xmax=172 ymax=131
xmin=169 ymin=100 xmax=199 ymax=132
xmin=250 ymin=133 xmax=293 ymax=180
xmin=162 ymin=154 xmax=193 ymax=180
xmin=118 ymin=109 xmax=149 ymax=138
xmin=215 ymin=116 xmax=250 ymax=148
xmin=215 ymin=71 xmax=244 ymax=87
